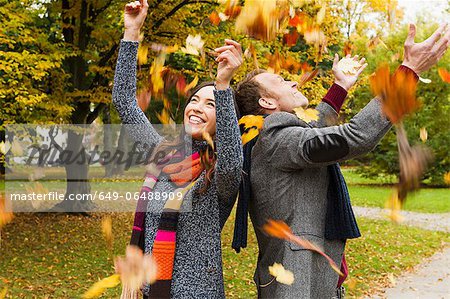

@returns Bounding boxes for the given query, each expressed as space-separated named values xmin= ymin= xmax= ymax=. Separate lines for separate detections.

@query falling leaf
xmin=438 ymin=68 xmax=450 ymax=83
xmin=385 ymin=189 xmax=404 ymax=223
xmin=223 ymin=0 xmax=242 ymax=19
xmin=82 ymin=274 xmax=120 ymax=299
xmin=149 ymin=53 xmax=166 ymax=95
xmin=101 ymin=216 xmax=113 ymax=250
xmin=115 ymin=245 xmax=157 ymax=291
xmin=316 ymin=4 xmax=326 ymax=25
xmin=266 ymin=51 xmax=282 ymax=74
xmin=137 ymin=87 xmax=151 ymax=111
xmin=184 ymin=76 xmax=199 ymax=94
xmin=209 ymin=11 xmax=221 ymax=25
xmin=263 ymin=219 xmax=343 ymax=276
xmin=297 ymin=69 xmax=319 ymax=87
xmin=0 ymin=287 xmax=7 ymax=299
xmin=269 ymin=263 xmax=295 ymax=285
xmin=235 ymin=0 xmax=289 ymax=41
xmin=293 ymin=107 xmax=319 ymax=123
xmin=303 ymin=25 xmax=326 ymax=46
xmin=0 ymin=195 xmax=13 ymax=230
xmin=137 ymin=44 xmax=148 ymax=65
xmin=337 ymin=57 xmax=362 ymax=75
xmin=283 ymin=30 xmax=299 ymax=46
xmin=370 ymin=64 xmax=419 ymax=124
xmin=0 ymin=142 xmax=5 ymax=155
xmin=418 ymin=77 xmax=431 ymax=84
xmin=238 ymin=115 xmax=265 ymax=145
xmin=367 ymin=35 xmax=388 ymax=51
xmin=443 ymin=172 xmax=450 ymax=185
xmin=343 ymin=41 xmax=353 ymax=56
xmin=419 ymin=128 xmax=427 ymax=142
xmin=181 ymin=34 xmax=205 ymax=56
xmin=396 ymin=124 xmax=433 ymax=203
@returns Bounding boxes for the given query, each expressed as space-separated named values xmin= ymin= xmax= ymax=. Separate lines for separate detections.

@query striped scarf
xmin=122 ymin=151 xmax=204 ymax=298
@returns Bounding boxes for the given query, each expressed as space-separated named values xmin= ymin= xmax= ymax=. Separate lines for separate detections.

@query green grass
xmin=0 ymin=212 xmax=448 ymax=298
xmin=341 ymin=168 xmax=450 ymax=213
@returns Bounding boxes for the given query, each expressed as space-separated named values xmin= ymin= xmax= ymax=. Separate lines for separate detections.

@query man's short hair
xmin=235 ymin=69 xmax=268 ymax=116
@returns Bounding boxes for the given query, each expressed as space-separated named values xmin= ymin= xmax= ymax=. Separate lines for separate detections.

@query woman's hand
xmin=123 ymin=0 xmax=149 ymax=41
xmin=332 ymin=54 xmax=367 ymax=91
xmin=214 ymin=39 xmax=243 ymax=90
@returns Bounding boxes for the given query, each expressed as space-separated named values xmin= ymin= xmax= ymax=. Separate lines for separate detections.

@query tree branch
xmin=87 ymin=103 xmax=107 ymax=124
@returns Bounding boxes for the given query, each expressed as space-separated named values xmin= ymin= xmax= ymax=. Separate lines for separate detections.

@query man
xmin=233 ymin=23 xmax=449 ymax=298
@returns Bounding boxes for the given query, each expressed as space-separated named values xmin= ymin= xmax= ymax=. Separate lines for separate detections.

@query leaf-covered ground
xmin=0 ymin=211 xmax=448 ymax=298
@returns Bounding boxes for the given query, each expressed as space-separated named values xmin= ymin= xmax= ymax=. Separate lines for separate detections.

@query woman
xmin=112 ymin=1 xmax=243 ymax=298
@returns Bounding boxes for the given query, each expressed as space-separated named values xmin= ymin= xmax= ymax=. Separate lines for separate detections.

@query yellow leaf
xmin=0 ymin=141 xmax=5 ymax=155
xmin=239 ymin=115 xmax=265 ymax=145
xmin=82 ymin=274 xmax=120 ymax=299
xmin=0 ymin=287 xmax=7 ymax=299
xmin=293 ymin=107 xmax=319 ymax=123
xmin=181 ymin=34 xmax=204 ymax=56
xmin=337 ymin=57 xmax=361 ymax=75
xmin=419 ymin=128 xmax=427 ymax=142
xmin=316 ymin=4 xmax=326 ymax=25
xmin=268 ymin=263 xmax=295 ymax=285
xmin=101 ymin=216 xmax=113 ymax=250
xmin=385 ymin=189 xmax=404 ymax=223
xmin=138 ymin=44 xmax=148 ymax=65
xmin=184 ymin=76 xmax=199 ymax=94
xmin=149 ymin=53 xmax=166 ymax=95
xmin=444 ymin=172 xmax=450 ymax=185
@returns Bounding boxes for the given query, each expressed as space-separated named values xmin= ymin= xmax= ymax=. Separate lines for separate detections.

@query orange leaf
xmin=438 ymin=68 xmax=450 ymax=83
xmin=369 ymin=64 xmax=419 ymax=124
xmin=224 ymin=0 xmax=242 ymax=19
xmin=209 ymin=11 xmax=221 ymax=26
xmin=262 ymin=219 xmax=293 ymax=240
xmin=283 ymin=30 xmax=299 ymax=46
xmin=0 ymin=195 xmax=13 ymax=230
xmin=297 ymin=69 xmax=319 ymax=87
xmin=444 ymin=172 xmax=450 ymax=185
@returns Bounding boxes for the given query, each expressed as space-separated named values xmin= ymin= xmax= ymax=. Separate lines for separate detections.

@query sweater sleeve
xmin=261 ymin=97 xmax=392 ymax=171
xmin=213 ymin=88 xmax=243 ymax=224
xmin=112 ymin=40 xmax=164 ymax=151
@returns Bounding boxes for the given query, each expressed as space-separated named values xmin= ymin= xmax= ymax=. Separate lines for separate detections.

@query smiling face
xmin=253 ymin=72 xmax=308 ymax=112
xmin=183 ymin=85 xmax=216 ymax=140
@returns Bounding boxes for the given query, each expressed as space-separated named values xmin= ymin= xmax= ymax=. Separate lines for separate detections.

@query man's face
xmin=254 ymin=72 xmax=308 ymax=112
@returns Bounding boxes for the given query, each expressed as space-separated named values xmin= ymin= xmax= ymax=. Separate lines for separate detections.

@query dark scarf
xmin=232 ymin=115 xmax=360 ymax=253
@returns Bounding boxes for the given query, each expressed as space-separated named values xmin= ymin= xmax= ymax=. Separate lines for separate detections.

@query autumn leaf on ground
xmin=293 ymin=107 xmax=319 ymax=123
xmin=419 ymin=128 xmax=427 ymax=142
xmin=396 ymin=124 xmax=433 ymax=203
xmin=82 ymin=274 xmax=120 ymax=299
xmin=438 ymin=68 xmax=450 ymax=83
xmin=263 ymin=219 xmax=343 ymax=276
xmin=370 ymin=64 xmax=419 ymax=124
xmin=337 ymin=57 xmax=362 ymax=76
xmin=235 ymin=0 xmax=289 ymax=41
xmin=181 ymin=34 xmax=205 ymax=56
xmin=101 ymin=216 xmax=113 ymax=250
xmin=269 ymin=263 xmax=294 ymax=285
xmin=115 ymin=245 xmax=157 ymax=291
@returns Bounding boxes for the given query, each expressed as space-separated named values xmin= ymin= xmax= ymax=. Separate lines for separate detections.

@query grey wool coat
xmin=112 ymin=40 xmax=243 ymax=298
xmin=249 ymin=99 xmax=391 ymax=298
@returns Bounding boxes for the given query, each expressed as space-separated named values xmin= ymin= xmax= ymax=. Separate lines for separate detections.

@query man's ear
xmin=258 ymin=97 xmax=278 ymax=111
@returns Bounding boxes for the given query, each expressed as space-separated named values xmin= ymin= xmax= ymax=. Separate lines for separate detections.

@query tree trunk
xmin=102 ymin=105 xmax=114 ymax=177
xmin=112 ymin=125 xmax=129 ymax=176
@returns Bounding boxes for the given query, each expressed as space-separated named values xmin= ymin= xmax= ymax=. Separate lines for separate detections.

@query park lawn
xmin=341 ymin=168 xmax=450 ymax=213
xmin=0 ymin=212 xmax=449 ymax=298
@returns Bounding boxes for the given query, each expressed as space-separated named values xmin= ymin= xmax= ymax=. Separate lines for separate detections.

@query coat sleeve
xmin=112 ymin=40 xmax=164 ymax=151
xmin=261 ymin=98 xmax=391 ymax=171
xmin=213 ymin=88 xmax=243 ymax=222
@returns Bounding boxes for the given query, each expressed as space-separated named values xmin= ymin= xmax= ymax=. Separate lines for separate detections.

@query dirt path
xmin=353 ymin=206 xmax=450 ymax=298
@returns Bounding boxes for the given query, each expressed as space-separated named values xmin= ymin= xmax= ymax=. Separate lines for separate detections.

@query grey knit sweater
xmin=112 ymin=40 xmax=243 ymax=298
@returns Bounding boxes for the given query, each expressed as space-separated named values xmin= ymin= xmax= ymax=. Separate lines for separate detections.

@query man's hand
xmin=214 ymin=39 xmax=244 ymax=90
xmin=332 ymin=54 xmax=368 ymax=91
xmin=402 ymin=23 xmax=449 ymax=76
xmin=123 ymin=0 xmax=149 ymax=41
